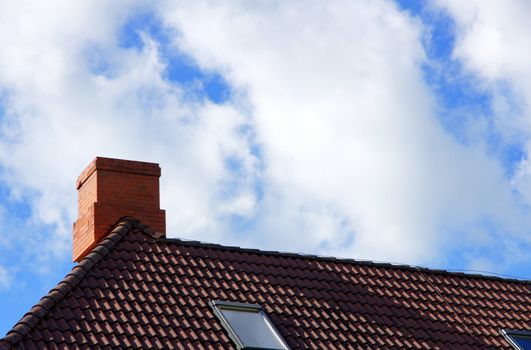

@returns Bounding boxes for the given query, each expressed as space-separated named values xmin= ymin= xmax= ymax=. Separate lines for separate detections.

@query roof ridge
xmin=160 ymin=237 xmax=531 ymax=284
xmin=0 ymin=217 xmax=143 ymax=348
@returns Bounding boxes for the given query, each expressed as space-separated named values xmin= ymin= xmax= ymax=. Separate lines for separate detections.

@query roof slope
xmin=1 ymin=218 xmax=530 ymax=349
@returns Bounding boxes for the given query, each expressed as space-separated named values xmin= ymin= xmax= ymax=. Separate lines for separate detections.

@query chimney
xmin=72 ymin=157 xmax=166 ymax=262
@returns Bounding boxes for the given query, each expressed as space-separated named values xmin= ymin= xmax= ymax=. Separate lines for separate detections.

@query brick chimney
xmin=72 ymin=157 xmax=166 ymax=262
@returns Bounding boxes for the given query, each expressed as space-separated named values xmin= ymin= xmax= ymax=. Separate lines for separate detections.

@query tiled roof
xmin=1 ymin=217 xmax=530 ymax=349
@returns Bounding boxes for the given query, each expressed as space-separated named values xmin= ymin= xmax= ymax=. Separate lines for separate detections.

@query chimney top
xmin=72 ymin=157 xmax=166 ymax=262
xmin=76 ymin=157 xmax=161 ymax=189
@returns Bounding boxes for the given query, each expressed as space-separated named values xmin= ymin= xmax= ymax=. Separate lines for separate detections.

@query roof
xmin=1 ymin=217 xmax=530 ymax=349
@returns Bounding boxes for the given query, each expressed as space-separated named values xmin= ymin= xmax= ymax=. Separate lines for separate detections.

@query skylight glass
xmin=503 ymin=330 xmax=531 ymax=350
xmin=210 ymin=300 xmax=290 ymax=350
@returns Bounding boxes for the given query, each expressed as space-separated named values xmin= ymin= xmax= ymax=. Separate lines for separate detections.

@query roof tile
xmin=2 ymin=218 xmax=530 ymax=349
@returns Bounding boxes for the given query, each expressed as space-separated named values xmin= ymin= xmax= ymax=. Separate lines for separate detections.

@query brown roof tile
xmin=1 ymin=217 xmax=530 ymax=349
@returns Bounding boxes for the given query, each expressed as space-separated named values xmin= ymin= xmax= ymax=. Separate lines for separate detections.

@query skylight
xmin=210 ymin=300 xmax=290 ymax=350
xmin=502 ymin=330 xmax=531 ymax=350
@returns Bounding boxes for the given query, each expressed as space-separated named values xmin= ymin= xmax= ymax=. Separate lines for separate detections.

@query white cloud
xmin=436 ymin=1 xmax=531 ymax=81
xmin=436 ymin=1 xmax=531 ymax=149
xmin=0 ymin=0 xmax=258 ymax=256
xmin=0 ymin=0 xmax=528 ymax=274
xmin=0 ymin=265 xmax=11 ymax=290
xmin=436 ymin=0 xmax=531 ymax=255
xmin=158 ymin=1 xmax=529 ymax=265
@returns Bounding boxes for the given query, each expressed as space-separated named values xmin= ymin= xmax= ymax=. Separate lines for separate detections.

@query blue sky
xmin=1 ymin=0 xmax=531 ymax=336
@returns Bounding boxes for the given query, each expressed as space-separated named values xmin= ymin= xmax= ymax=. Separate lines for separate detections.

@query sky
xmin=1 ymin=0 xmax=531 ymax=336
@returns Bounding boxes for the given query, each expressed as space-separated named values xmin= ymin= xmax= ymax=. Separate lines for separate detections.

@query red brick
xmin=72 ymin=157 xmax=165 ymax=262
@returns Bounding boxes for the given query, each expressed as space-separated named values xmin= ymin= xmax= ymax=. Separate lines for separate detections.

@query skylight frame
xmin=502 ymin=329 xmax=531 ymax=350
xmin=210 ymin=300 xmax=290 ymax=350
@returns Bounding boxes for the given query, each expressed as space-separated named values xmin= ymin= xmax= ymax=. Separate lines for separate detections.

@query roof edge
xmin=160 ymin=237 xmax=530 ymax=284
xmin=0 ymin=217 xmax=157 ymax=347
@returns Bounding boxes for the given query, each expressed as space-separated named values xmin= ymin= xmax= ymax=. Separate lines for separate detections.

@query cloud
xmin=435 ymin=0 xmax=531 ymax=264
xmin=435 ymin=1 xmax=531 ymax=153
xmin=437 ymin=1 xmax=531 ymax=81
xmin=0 ymin=0 xmax=528 ymax=276
xmin=158 ymin=1 xmax=529 ymax=266
xmin=0 ymin=1 xmax=257 ymax=260
xmin=0 ymin=265 xmax=11 ymax=290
